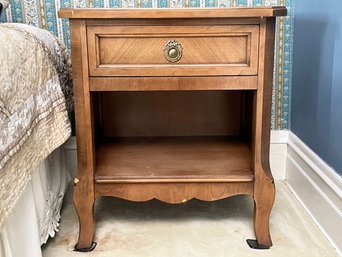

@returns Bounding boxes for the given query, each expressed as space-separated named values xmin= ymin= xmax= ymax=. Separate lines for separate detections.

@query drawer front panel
xmin=87 ymin=25 xmax=259 ymax=76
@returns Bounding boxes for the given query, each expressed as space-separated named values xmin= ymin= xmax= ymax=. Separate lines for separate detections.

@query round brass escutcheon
xmin=168 ymin=48 xmax=178 ymax=59
xmin=164 ymin=40 xmax=183 ymax=63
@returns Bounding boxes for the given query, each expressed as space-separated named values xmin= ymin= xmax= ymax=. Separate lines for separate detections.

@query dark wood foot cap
xmin=246 ymin=239 xmax=270 ymax=250
xmin=74 ymin=242 xmax=97 ymax=252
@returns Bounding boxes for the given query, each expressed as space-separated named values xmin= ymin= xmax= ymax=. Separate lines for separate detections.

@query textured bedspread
xmin=0 ymin=23 xmax=72 ymax=229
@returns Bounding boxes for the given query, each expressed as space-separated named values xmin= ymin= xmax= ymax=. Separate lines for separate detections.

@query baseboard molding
xmin=63 ymin=132 xmax=288 ymax=180
xmin=270 ymin=130 xmax=288 ymax=180
xmin=63 ymin=137 xmax=77 ymax=178
xmin=63 ymin=136 xmax=76 ymax=150
xmin=286 ymin=132 xmax=342 ymax=255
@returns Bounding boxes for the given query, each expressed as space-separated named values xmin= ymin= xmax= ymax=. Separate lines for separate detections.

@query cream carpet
xmin=42 ymin=182 xmax=339 ymax=257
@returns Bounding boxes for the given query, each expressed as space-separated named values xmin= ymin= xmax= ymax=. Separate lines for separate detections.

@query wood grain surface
xmin=95 ymin=182 xmax=254 ymax=204
xmin=58 ymin=7 xmax=287 ymax=19
xmin=251 ymin=17 xmax=276 ymax=247
xmin=95 ymin=136 xmax=253 ymax=183
xmin=61 ymin=7 xmax=285 ymax=250
xmin=87 ymin=25 xmax=259 ymax=76
xmin=89 ymin=76 xmax=258 ymax=91
xmin=100 ymin=91 xmax=242 ymax=137
xmin=69 ymin=19 xmax=96 ymax=250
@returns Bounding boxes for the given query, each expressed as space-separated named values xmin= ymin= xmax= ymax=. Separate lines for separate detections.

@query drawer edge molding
xmin=89 ymin=76 xmax=258 ymax=91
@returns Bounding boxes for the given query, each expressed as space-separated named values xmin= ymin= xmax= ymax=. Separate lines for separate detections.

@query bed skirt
xmin=0 ymin=147 xmax=70 ymax=257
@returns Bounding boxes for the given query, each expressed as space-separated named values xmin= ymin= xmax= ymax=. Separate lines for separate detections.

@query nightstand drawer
xmin=87 ymin=25 xmax=259 ymax=77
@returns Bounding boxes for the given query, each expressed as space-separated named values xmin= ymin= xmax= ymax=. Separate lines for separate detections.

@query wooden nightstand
xmin=58 ymin=7 xmax=287 ymax=252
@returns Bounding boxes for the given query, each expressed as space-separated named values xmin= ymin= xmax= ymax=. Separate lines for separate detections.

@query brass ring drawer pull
xmin=164 ymin=40 xmax=183 ymax=63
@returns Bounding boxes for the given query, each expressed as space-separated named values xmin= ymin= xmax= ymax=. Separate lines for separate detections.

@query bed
xmin=0 ymin=6 xmax=73 ymax=256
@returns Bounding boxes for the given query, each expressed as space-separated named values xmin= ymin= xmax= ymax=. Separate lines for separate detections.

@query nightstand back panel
xmin=99 ymin=91 xmax=243 ymax=137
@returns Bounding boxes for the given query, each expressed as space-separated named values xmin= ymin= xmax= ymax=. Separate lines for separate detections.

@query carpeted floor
xmin=42 ymin=181 xmax=339 ymax=257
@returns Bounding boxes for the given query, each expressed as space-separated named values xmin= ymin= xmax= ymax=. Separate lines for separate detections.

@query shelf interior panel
xmin=95 ymin=136 xmax=253 ymax=183
xmin=100 ymin=91 xmax=242 ymax=137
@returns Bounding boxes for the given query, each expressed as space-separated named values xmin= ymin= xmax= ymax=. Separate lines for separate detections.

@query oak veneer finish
xmin=58 ymin=7 xmax=287 ymax=251
xmin=89 ymin=76 xmax=258 ymax=91
xmin=100 ymin=91 xmax=242 ymax=137
xmin=95 ymin=137 xmax=253 ymax=183
xmin=58 ymin=7 xmax=287 ymax=19
xmin=95 ymin=182 xmax=254 ymax=203
xmin=87 ymin=25 xmax=259 ymax=76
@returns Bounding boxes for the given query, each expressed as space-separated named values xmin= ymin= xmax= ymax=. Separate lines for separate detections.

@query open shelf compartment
xmin=95 ymin=136 xmax=253 ymax=183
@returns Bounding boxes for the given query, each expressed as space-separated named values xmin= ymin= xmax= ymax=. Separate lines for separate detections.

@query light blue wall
xmin=292 ymin=0 xmax=342 ymax=174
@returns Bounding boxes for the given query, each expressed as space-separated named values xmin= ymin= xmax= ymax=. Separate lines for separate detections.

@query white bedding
xmin=0 ymin=23 xmax=72 ymax=230
xmin=0 ymin=147 xmax=70 ymax=257
xmin=0 ymin=22 xmax=72 ymax=257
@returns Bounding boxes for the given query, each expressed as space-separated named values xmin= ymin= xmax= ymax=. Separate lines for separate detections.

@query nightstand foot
xmin=74 ymin=242 xmax=97 ymax=252
xmin=246 ymin=239 xmax=270 ymax=249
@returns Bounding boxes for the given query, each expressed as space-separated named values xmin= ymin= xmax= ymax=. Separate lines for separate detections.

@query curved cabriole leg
xmin=68 ymin=18 xmax=97 ymax=252
xmin=248 ymin=17 xmax=277 ymax=249
xmin=251 ymin=164 xmax=275 ymax=249
xmin=73 ymin=175 xmax=96 ymax=252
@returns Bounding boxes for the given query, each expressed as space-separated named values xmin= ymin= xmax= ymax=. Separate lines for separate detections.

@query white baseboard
xmin=63 ymin=132 xmax=289 ymax=180
xmin=270 ymin=130 xmax=288 ymax=180
xmin=63 ymin=137 xmax=77 ymax=178
xmin=286 ymin=132 xmax=342 ymax=255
